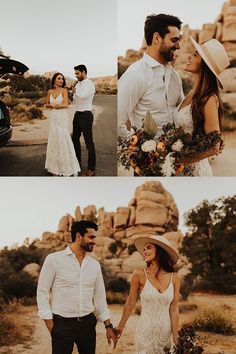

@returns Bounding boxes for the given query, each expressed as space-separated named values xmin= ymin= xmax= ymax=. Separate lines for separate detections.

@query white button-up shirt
xmin=36 ymin=246 xmax=110 ymax=322
xmin=74 ymin=78 xmax=95 ymax=112
xmin=118 ymin=52 xmax=184 ymax=138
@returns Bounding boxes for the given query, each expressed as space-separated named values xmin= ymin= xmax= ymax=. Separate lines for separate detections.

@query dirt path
xmin=1 ymin=294 xmax=236 ymax=354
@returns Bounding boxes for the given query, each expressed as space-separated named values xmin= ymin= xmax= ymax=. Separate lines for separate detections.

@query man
xmin=37 ymin=220 xmax=117 ymax=354
xmin=118 ymin=14 xmax=184 ymax=139
xmin=72 ymin=65 xmax=96 ymax=176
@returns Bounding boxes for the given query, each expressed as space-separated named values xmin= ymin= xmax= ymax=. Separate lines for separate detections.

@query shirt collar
xmin=143 ymin=52 xmax=172 ymax=71
xmin=64 ymin=246 xmax=89 ymax=262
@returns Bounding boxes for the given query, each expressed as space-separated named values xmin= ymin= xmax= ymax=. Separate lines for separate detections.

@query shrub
xmin=0 ymin=270 xmax=37 ymax=301
xmin=128 ymin=244 xmax=137 ymax=255
xmin=179 ymin=303 xmax=198 ymax=314
xmin=164 ymin=324 xmax=204 ymax=354
xmin=106 ymin=291 xmax=126 ymax=304
xmin=28 ymin=107 xmax=44 ymax=119
xmin=191 ymin=308 xmax=235 ymax=335
xmin=34 ymin=97 xmax=46 ymax=107
xmin=180 ymin=274 xmax=194 ymax=300
xmin=108 ymin=277 xmax=130 ymax=293
xmin=108 ymin=242 xmax=118 ymax=254
xmin=17 ymin=98 xmax=32 ymax=106
xmin=14 ymin=91 xmax=45 ymax=99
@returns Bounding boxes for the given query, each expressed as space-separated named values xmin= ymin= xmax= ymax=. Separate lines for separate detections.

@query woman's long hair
xmin=191 ymin=60 xmax=223 ymax=135
xmin=147 ymin=245 xmax=174 ymax=276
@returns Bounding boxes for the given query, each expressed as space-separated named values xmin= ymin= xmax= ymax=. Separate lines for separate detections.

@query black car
xmin=0 ymin=99 xmax=12 ymax=147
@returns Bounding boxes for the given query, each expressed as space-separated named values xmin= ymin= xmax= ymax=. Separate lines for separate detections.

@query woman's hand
xmin=113 ymin=326 xmax=123 ymax=339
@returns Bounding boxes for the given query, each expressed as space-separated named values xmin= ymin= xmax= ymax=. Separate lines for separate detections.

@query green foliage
xmin=9 ymin=75 xmax=50 ymax=93
xmin=0 ymin=245 xmax=45 ymax=301
xmin=181 ymin=196 xmax=236 ymax=294
xmin=164 ymin=324 xmax=204 ymax=354
xmin=108 ymin=277 xmax=130 ymax=293
xmin=191 ymin=308 xmax=235 ymax=335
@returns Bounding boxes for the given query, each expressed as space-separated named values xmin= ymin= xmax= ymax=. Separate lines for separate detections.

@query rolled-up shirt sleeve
xmin=36 ymin=254 xmax=56 ymax=319
xmin=118 ymin=70 xmax=144 ymax=139
xmin=93 ymin=265 xmax=110 ymax=322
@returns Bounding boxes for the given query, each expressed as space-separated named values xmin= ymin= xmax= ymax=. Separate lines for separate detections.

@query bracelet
xmin=105 ymin=323 xmax=113 ymax=329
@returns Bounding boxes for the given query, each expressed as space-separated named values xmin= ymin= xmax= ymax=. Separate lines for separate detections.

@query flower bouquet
xmin=118 ymin=112 xmax=223 ymax=176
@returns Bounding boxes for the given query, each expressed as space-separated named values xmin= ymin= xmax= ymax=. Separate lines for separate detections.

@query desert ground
xmin=1 ymin=293 xmax=236 ymax=354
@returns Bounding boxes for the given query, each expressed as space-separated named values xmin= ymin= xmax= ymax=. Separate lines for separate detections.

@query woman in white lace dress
xmin=173 ymin=37 xmax=230 ymax=176
xmin=115 ymin=235 xmax=180 ymax=354
xmin=45 ymin=73 xmax=80 ymax=176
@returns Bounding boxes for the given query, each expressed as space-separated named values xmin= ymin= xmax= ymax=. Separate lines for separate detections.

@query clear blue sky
xmin=0 ymin=0 xmax=117 ymax=78
xmin=0 ymin=177 xmax=235 ymax=248
xmin=118 ymin=0 xmax=226 ymax=55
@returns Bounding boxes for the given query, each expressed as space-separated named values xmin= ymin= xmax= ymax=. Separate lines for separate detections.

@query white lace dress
xmin=134 ymin=271 xmax=174 ymax=354
xmin=45 ymin=93 xmax=80 ymax=176
xmin=173 ymin=104 xmax=213 ymax=176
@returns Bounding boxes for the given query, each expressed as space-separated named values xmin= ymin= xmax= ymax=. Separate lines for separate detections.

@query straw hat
xmin=189 ymin=36 xmax=230 ymax=89
xmin=134 ymin=234 xmax=179 ymax=265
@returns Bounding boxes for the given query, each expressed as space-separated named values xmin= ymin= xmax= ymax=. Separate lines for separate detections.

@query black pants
xmin=72 ymin=111 xmax=96 ymax=171
xmin=51 ymin=313 xmax=97 ymax=354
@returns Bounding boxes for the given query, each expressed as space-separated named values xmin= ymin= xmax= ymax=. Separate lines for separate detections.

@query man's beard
xmin=160 ymin=44 xmax=175 ymax=62
xmin=81 ymin=242 xmax=94 ymax=252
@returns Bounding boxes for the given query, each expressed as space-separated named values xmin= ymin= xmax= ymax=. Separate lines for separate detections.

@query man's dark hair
xmin=51 ymin=72 xmax=66 ymax=89
xmin=144 ymin=14 xmax=182 ymax=46
xmin=74 ymin=64 xmax=87 ymax=74
xmin=71 ymin=220 xmax=98 ymax=242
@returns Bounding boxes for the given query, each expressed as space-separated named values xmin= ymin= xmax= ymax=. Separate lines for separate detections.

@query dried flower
xmin=171 ymin=139 xmax=183 ymax=152
xmin=141 ymin=140 xmax=156 ymax=152
xmin=130 ymin=134 xmax=139 ymax=146
xmin=157 ymin=141 xmax=165 ymax=151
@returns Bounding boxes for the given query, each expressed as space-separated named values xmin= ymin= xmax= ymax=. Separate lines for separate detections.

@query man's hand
xmin=44 ymin=319 xmax=54 ymax=333
xmin=106 ymin=327 xmax=118 ymax=349
xmin=113 ymin=327 xmax=122 ymax=339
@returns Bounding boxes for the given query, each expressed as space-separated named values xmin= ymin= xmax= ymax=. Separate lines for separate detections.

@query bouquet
xmin=118 ymin=112 xmax=223 ymax=176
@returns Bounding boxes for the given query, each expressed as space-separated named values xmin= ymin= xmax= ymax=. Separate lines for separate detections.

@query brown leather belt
xmin=53 ymin=312 xmax=94 ymax=322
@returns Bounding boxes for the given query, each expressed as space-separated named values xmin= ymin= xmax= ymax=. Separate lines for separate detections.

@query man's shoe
xmin=83 ymin=169 xmax=96 ymax=176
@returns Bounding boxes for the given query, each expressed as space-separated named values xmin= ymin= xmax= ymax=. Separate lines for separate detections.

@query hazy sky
xmin=0 ymin=177 xmax=235 ymax=249
xmin=0 ymin=0 xmax=116 ymax=78
xmin=118 ymin=0 xmax=226 ymax=55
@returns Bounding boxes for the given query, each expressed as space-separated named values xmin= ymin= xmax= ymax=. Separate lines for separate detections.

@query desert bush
xmin=108 ymin=277 xmax=130 ymax=293
xmin=1 ymin=95 xmax=19 ymax=108
xmin=14 ymin=104 xmax=29 ymax=114
xmin=28 ymin=107 xmax=44 ymax=119
xmin=14 ymin=91 xmax=45 ymax=99
xmin=108 ymin=242 xmax=118 ymax=254
xmin=34 ymin=97 xmax=46 ymax=107
xmin=164 ymin=323 xmax=204 ymax=354
xmin=128 ymin=244 xmax=137 ymax=255
xmin=191 ymin=308 xmax=235 ymax=335
xmin=17 ymin=98 xmax=32 ymax=106
xmin=179 ymin=303 xmax=198 ymax=314
xmin=106 ymin=291 xmax=127 ymax=304
xmin=180 ymin=273 xmax=194 ymax=300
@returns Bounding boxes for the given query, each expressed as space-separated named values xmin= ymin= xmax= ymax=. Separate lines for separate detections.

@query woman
xmin=115 ymin=235 xmax=180 ymax=354
xmin=173 ymin=37 xmax=230 ymax=176
xmin=45 ymin=72 xmax=80 ymax=176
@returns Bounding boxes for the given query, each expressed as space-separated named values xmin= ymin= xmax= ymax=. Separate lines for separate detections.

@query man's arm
xmin=36 ymin=254 xmax=56 ymax=332
xmin=75 ymin=80 xmax=95 ymax=99
xmin=118 ymin=70 xmax=144 ymax=139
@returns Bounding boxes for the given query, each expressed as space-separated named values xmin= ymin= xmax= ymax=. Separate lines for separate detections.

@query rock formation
xmin=32 ymin=181 xmax=184 ymax=280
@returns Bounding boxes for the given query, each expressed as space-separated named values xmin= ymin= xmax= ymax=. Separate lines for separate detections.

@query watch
xmin=105 ymin=323 xmax=113 ymax=329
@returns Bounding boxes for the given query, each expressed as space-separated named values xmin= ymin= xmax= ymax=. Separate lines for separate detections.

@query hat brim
xmin=189 ymin=36 xmax=223 ymax=89
xmin=134 ymin=236 xmax=179 ymax=265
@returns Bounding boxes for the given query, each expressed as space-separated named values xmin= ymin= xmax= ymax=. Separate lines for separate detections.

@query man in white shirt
xmin=37 ymin=220 xmax=117 ymax=354
xmin=118 ymin=13 xmax=184 ymax=139
xmin=71 ymin=65 xmax=96 ymax=176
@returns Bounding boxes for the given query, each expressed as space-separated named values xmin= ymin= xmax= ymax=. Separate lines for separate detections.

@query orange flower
xmin=134 ymin=166 xmax=142 ymax=175
xmin=175 ymin=163 xmax=184 ymax=173
xmin=130 ymin=134 xmax=139 ymax=146
xmin=156 ymin=141 xmax=165 ymax=151
xmin=128 ymin=145 xmax=138 ymax=151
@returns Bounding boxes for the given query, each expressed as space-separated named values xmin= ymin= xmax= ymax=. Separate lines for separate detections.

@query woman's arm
xmin=169 ymin=273 xmax=180 ymax=345
xmin=116 ymin=270 xmax=141 ymax=334
xmin=183 ymin=96 xmax=220 ymax=164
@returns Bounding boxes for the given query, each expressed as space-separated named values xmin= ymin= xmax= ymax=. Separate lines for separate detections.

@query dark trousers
xmin=72 ymin=111 xmax=96 ymax=171
xmin=51 ymin=313 xmax=97 ymax=354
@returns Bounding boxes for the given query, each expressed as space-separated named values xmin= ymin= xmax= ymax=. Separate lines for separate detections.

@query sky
xmin=0 ymin=177 xmax=235 ymax=249
xmin=0 ymin=0 xmax=117 ymax=78
xmin=118 ymin=0 xmax=226 ymax=55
